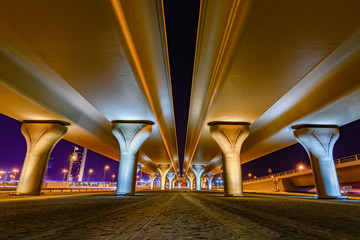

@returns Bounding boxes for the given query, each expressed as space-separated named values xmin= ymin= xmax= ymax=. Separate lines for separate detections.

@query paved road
xmin=1 ymin=191 xmax=360 ymax=239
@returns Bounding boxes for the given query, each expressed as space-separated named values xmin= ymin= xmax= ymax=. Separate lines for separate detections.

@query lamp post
xmin=13 ymin=169 xmax=19 ymax=180
xmin=67 ymin=154 xmax=77 ymax=183
xmin=88 ymin=169 xmax=93 ymax=184
xmin=248 ymin=173 xmax=252 ymax=181
xmin=103 ymin=165 xmax=109 ymax=186
xmin=112 ymin=174 xmax=115 ymax=183
xmin=62 ymin=169 xmax=68 ymax=182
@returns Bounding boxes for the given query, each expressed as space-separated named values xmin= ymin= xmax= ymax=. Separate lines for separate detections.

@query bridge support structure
xmin=167 ymin=172 xmax=175 ymax=190
xmin=192 ymin=165 xmax=205 ymax=191
xmin=112 ymin=120 xmax=154 ymax=196
xmin=187 ymin=173 xmax=195 ymax=190
xmin=208 ymin=121 xmax=250 ymax=196
xmin=206 ymin=175 xmax=214 ymax=190
xmin=149 ymin=173 xmax=157 ymax=189
xmin=16 ymin=120 xmax=69 ymax=195
xmin=292 ymin=124 xmax=346 ymax=199
xmin=158 ymin=165 xmax=171 ymax=190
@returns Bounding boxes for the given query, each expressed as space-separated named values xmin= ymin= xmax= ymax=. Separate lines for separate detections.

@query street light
xmin=112 ymin=174 xmax=115 ymax=183
xmin=103 ymin=165 xmax=109 ymax=185
xmin=248 ymin=173 xmax=252 ymax=180
xmin=12 ymin=169 xmax=19 ymax=180
xmin=88 ymin=169 xmax=93 ymax=183
xmin=0 ymin=170 xmax=5 ymax=180
xmin=298 ymin=164 xmax=304 ymax=171
xmin=62 ymin=169 xmax=68 ymax=182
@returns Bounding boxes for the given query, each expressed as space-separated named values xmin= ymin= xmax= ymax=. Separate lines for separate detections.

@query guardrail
xmin=244 ymin=153 xmax=360 ymax=183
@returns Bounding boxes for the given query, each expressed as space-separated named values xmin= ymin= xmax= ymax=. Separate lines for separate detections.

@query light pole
xmin=88 ymin=169 xmax=93 ymax=184
xmin=62 ymin=169 xmax=68 ymax=182
xmin=13 ymin=169 xmax=19 ymax=180
xmin=103 ymin=165 xmax=109 ymax=186
xmin=67 ymin=154 xmax=77 ymax=183
xmin=112 ymin=174 xmax=115 ymax=183
xmin=248 ymin=173 xmax=252 ymax=181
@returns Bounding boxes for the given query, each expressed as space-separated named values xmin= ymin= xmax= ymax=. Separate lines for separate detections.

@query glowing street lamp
xmin=103 ymin=165 xmax=109 ymax=185
xmin=88 ymin=169 xmax=93 ymax=183
xmin=62 ymin=169 xmax=68 ymax=182
xmin=12 ymin=169 xmax=19 ymax=180
xmin=0 ymin=170 xmax=5 ymax=180
xmin=248 ymin=173 xmax=252 ymax=180
xmin=112 ymin=174 xmax=116 ymax=183
xmin=298 ymin=164 xmax=304 ymax=171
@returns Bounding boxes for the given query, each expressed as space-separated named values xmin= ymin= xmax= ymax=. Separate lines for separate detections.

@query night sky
xmin=163 ymin=0 xmax=200 ymax=172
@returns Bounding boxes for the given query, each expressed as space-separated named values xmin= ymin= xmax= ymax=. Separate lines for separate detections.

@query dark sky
xmin=163 ymin=0 xmax=200 ymax=172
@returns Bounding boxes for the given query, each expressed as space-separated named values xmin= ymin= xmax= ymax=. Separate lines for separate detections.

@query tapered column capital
xmin=292 ymin=124 xmax=339 ymax=160
xmin=208 ymin=122 xmax=250 ymax=155
xmin=187 ymin=173 xmax=195 ymax=180
xmin=112 ymin=120 xmax=154 ymax=155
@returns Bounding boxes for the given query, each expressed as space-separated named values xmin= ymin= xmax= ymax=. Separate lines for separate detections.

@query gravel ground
xmin=0 ymin=190 xmax=359 ymax=239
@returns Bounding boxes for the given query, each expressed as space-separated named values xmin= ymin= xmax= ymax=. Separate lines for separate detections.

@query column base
xmin=11 ymin=192 xmax=42 ymax=196
xmin=115 ymin=192 xmax=135 ymax=196
xmin=224 ymin=194 xmax=244 ymax=197
xmin=313 ymin=194 xmax=348 ymax=199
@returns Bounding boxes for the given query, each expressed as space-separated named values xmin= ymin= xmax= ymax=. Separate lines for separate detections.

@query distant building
xmin=44 ymin=157 xmax=53 ymax=181
xmin=68 ymin=146 xmax=88 ymax=182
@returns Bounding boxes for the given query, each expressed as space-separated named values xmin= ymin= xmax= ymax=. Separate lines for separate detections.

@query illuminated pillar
xmin=208 ymin=121 xmax=250 ymax=196
xmin=206 ymin=175 xmax=214 ymax=190
xmin=192 ymin=165 xmax=205 ymax=191
xmin=167 ymin=172 xmax=175 ymax=190
xmin=16 ymin=120 xmax=69 ymax=195
xmin=187 ymin=173 xmax=195 ymax=190
xmin=149 ymin=173 xmax=157 ymax=190
xmin=178 ymin=182 xmax=181 ymax=189
xmin=292 ymin=124 xmax=346 ymax=199
xmin=158 ymin=165 xmax=171 ymax=190
xmin=186 ymin=178 xmax=190 ymax=188
xmin=112 ymin=120 xmax=154 ymax=196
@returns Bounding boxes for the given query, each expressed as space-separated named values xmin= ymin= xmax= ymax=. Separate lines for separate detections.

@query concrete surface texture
xmin=1 ymin=190 xmax=360 ymax=239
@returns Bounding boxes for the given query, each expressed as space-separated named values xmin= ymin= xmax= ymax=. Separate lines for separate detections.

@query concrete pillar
xmin=112 ymin=120 xmax=154 ymax=196
xmin=167 ymin=172 xmax=175 ymax=190
xmin=292 ymin=124 xmax=346 ymax=199
xmin=186 ymin=178 xmax=190 ymax=188
xmin=206 ymin=175 xmax=214 ymax=190
xmin=192 ymin=165 xmax=205 ymax=191
xmin=208 ymin=121 xmax=250 ymax=197
xmin=149 ymin=173 xmax=157 ymax=190
xmin=178 ymin=182 xmax=181 ymax=189
xmin=158 ymin=165 xmax=171 ymax=190
xmin=187 ymin=173 xmax=195 ymax=190
xmin=16 ymin=120 xmax=69 ymax=195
